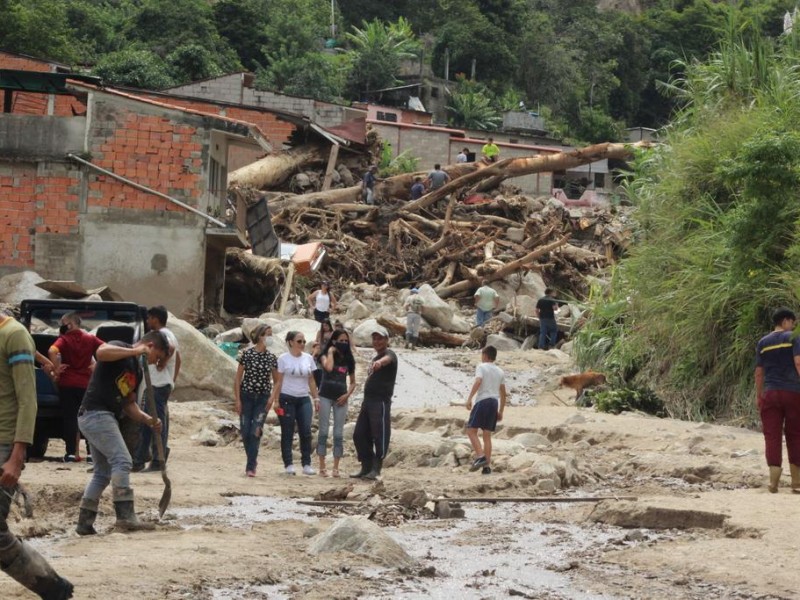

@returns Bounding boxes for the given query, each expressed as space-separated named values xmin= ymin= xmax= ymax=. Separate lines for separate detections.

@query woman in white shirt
xmin=270 ymin=331 xmax=320 ymax=475
xmin=308 ymin=281 xmax=337 ymax=323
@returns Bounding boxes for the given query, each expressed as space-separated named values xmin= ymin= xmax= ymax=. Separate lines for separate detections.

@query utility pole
xmin=444 ymin=47 xmax=450 ymax=80
xmin=470 ymin=58 xmax=476 ymax=80
xmin=330 ymin=0 xmax=336 ymax=38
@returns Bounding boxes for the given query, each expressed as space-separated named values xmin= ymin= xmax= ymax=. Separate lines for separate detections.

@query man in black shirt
xmin=536 ymin=288 xmax=563 ymax=350
xmin=75 ymin=331 xmax=168 ymax=535
xmin=351 ymin=326 xmax=398 ymax=480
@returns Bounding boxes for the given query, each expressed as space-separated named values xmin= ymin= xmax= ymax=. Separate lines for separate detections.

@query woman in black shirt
xmin=316 ymin=329 xmax=356 ymax=477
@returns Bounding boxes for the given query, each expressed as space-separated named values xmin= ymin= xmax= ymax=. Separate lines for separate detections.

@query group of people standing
xmin=233 ymin=283 xmax=397 ymax=481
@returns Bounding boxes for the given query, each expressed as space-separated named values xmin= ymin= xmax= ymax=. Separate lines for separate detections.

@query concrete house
xmin=0 ymin=52 xmax=345 ymax=314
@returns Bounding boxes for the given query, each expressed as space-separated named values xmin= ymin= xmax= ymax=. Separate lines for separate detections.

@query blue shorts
xmin=467 ymin=398 xmax=499 ymax=432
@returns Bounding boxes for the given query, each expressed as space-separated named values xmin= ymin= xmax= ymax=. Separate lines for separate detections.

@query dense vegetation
xmin=575 ymin=10 xmax=800 ymax=423
xmin=1 ymin=0 xmax=798 ymax=142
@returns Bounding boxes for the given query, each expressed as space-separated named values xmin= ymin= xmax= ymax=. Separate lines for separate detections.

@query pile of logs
xmin=230 ymin=142 xmax=647 ymax=302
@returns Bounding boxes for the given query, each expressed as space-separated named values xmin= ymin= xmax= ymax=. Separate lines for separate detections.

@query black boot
xmin=112 ymin=487 xmax=154 ymax=532
xmin=412 ymin=336 xmax=419 ymax=350
xmin=349 ymin=462 xmax=371 ymax=478
xmin=363 ymin=458 xmax=383 ymax=480
xmin=75 ymin=497 xmax=98 ymax=536
xmin=0 ymin=538 xmax=74 ymax=599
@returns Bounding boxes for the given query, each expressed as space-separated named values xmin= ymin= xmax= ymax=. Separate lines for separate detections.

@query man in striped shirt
xmin=0 ymin=312 xmax=74 ymax=598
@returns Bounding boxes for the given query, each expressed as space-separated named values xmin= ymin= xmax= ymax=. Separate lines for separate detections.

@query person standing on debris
xmin=0 ymin=312 xmax=75 ymax=599
xmin=50 ymin=311 xmax=103 ymax=463
xmin=309 ymin=281 xmax=337 ymax=324
xmin=403 ymin=287 xmax=425 ymax=349
xmin=457 ymin=147 xmax=470 ymax=163
xmin=351 ymin=326 xmax=398 ymax=480
xmin=481 ymin=138 xmax=500 ymax=163
xmin=133 ymin=306 xmax=180 ymax=473
xmin=536 ymin=288 xmax=563 ymax=350
xmin=362 ymin=164 xmax=379 ymax=205
xmin=234 ymin=324 xmax=278 ymax=477
xmin=271 ymin=331 xmax=319 ymax=476
xmin=317 ymin=329 xmax=356 ymax=478
xmin=425 ymin=164 xmax=450 ymax=191
xmin=465 ymin=345 xmax=506 ymax=475
xmin=474 ymin=280 xmax=500 ymax=327
xmin=755 ymin=307 xmax=800 ymax=493
xmin=75 ymin=331 xmax=168 ymax=536
xmin=410 ymin=176 xmax=425 ymax=200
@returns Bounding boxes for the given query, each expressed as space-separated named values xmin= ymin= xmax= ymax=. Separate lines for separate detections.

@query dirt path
xmin=1 ymin=347 xmax=795 ymax=599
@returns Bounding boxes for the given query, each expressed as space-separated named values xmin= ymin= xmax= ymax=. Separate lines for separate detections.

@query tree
xmin=0 ymin=0 xmax=77 ymax=63
xmin=446 ymin=76 xmax=501 ymax=130
xmin=93 ymin=49 xmax=175 ymax=89
xmin=212 ymin=0 xmax=271 ymax=71
xmin=345 ymin=18 xmax=421 ymax=98
xmin=255 ymin=51 xmax=345 ymax=101
xmin=167 ymin=44 xmax=224 ymax=84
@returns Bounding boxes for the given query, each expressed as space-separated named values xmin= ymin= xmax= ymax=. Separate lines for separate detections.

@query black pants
xmin=59 ymin=386 xmax=86 ymax=456
xmin=353 ymin=399 xmax=391 ymax=463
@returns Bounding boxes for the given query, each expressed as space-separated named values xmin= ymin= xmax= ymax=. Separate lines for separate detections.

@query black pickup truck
xmin=19 ymin=299 xmax=148 ymax=459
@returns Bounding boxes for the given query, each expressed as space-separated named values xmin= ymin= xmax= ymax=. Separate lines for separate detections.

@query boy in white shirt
xmin=465 ymin=345 xmax=506 ymax=475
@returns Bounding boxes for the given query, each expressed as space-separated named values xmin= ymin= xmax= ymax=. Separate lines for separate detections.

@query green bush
xmin=582 ymin=387 xmax=667 ymax=417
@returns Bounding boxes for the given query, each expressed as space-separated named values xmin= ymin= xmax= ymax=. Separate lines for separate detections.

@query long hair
xmin=321 ymin=329 xmax=355 ymax=372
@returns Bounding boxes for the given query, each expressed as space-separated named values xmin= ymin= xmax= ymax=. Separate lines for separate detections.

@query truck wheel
xmin=28 ymin=433 xmax=49 ymax=459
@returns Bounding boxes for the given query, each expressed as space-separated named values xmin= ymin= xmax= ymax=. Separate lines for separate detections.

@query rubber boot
xmin=363 ymin=458 xmax=383 ymax=480
xmin=412 ymin=336 xmax=419 ymax=351
xmin=404 ymin=333 xmax=411 ymax=349
xmin=768 ymin=466 xmax=782 ymax=493
xmin=0 ymin=538 xmax=74 ymax=600
xmin=349 ymin=462 xmax=371 ymax=479
xmin=790 ymin=464 xmax=800 ymax=494
xmin=112 ymin=487 xmax=155 ymax=532
xmin=75 ymin=497 xmax=98 ymax=536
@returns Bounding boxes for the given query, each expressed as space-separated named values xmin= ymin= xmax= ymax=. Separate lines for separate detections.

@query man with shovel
xmin=0 ymin=312 xmax=74 ymax=599
xmin=75 ymin=331 xmax=168 ymax=535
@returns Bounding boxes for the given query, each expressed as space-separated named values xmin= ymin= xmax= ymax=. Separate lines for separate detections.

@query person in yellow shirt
xmin=481 ymin=137 xmax=500 ymax=163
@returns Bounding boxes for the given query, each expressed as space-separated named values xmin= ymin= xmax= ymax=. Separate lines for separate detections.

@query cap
xmin=371 ymin=325 xmax=389 ymax=338
xmin=410 ymin=287 xmax=419 ymax=294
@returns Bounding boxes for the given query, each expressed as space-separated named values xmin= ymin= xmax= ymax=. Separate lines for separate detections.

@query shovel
xmin=141 ymin=356 xmax=172 ymax=518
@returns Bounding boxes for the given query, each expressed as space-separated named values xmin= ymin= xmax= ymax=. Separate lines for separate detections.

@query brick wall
xmin=0 ymin=162 xmax=81 ymax=270
xmin=0 ymin=52 xmax=87 ymax=116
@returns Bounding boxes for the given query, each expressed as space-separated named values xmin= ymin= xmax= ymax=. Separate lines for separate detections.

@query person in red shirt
xmin=49 ymin=312 xmax=103 ymax=462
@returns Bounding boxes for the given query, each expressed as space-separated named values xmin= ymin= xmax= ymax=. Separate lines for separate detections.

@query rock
xmin=241 ymin=318 xmax=269 ymax=342
xmin=506 ymin=227 xmax=525 ymax=243
xmin=521 ymin=335 xmax=538 ymax=351
xmin=352 ymin=319 xmax=384 ymax=347
xmin=345 ymin=300 xmax=372 ymax=321
xmin=417 ymin=284 xmax=455 ymax=330
xmin=491 ymin=272 xmax=546 ymax=309
xmin=398 ymin=489 xmax=430 ymax=509
xmin=507 ymin=452 xmax=536 ymax=472
xmin=534 ymin=478 xmax=557 ymax=494
xmin=449 ymin=315 xmax=474 ymax=334
xmin=269 ymin=318 xmax=325 ymax=353
xmin=435 ymin=500 xmax=465 ymax=519
xmin=560 ymin=340 xmax=574 ymax=355
xmin=308 ymin=517 xmax=412 ymax=566
xmin=0 ymin=271 xmax=48 ymax=304
xmin=486 ymin=333 xmax=521 ymax=351
xmin=512 ymin=432 xmax=550 ymax=449
xmin=589 ymin=501 xmax=729 ymax=530
xmin=506 ymin=295 xmax=538 ymax=318
xmin=192 ymin=426 xmax=222 ymax=446
xmin=215 ymin=327 xmax=244 ymax=343
xmin=170 ymin=316 xmax=238 ymax=402
xmin=564 ymin=414 xmax=587 ymax=425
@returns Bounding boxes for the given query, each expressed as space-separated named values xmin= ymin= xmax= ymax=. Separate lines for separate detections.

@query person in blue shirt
xmin=410 ymin=177 xmax=425 ymax=200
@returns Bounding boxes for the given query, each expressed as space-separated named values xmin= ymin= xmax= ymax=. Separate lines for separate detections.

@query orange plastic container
xmin=291 ymin=242 xmax=326 ymax=275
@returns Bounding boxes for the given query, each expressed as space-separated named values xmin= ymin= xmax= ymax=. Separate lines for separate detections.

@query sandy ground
xmin=1 ymin=346 xmax=797 ymax=600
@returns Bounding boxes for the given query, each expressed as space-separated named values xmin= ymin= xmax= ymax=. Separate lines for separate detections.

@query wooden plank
xmin=433 ymin=496 xmax=637 ymax=503
xmin=321 ymin=143 xmax=340 ymax=191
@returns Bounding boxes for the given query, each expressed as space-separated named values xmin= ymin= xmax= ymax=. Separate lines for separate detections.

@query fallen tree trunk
xmin=405 ymin=141 xmax=651 ymax=213
xmin=228 ymin=144 xmax=327 ymax=189
xmin=377 ymin=316 xmax=468 ymax=347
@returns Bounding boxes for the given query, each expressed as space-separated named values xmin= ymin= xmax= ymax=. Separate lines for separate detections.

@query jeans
xmin=239 ymin=390 xmax=268 ymax=471
xmin=59 ymin=386 xmax=86 ymax=456
xmin=278 ymin=394 xmax=313 ymax=467
xmin=476 ymin=308 xmax=493 ymax=327
xmin=317 ymin=395 xmax=347 ymax=458
xmin=539 ymin=318 xmax=558 ymax=350
xmin=135 ymin=384 xmax=171 ymax=466
xmin=406 ymin=313 xmax=422 ymax=338
xmin=78 ymin=410 xmax=132 ymax=501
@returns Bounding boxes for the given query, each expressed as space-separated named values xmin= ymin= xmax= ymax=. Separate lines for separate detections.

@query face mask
xmin=59 ymin=324 xmax=69 ymax=335
xmin=335 ymin=342 xmax=349 ymax=354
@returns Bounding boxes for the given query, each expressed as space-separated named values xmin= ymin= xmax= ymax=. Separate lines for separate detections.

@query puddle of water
xmin=196 ymin=496 xmax=618 ymax=600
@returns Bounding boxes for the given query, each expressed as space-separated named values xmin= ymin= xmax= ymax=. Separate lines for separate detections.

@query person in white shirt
xmin=465 ymin=345 xmax=506 ymax=475
xmin=270 ymin=331 xmax=320 ymax=475
xmin=133 ymin=305 xmax=180 ymax=472
xmin=309 ymin=281 xmax=337 ymax=323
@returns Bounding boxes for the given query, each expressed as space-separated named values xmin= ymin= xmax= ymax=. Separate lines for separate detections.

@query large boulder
xmin=269 ymin=318 xmax=324 ymax=354
xmin=505 ymin=295 xmax=538 ymax=318
xmin=169 ymin=316 xmax=238 ymax=402
xmin=352 ymin=319 xmax=386 ymax=347
xmin=448 ymin=315 xmax=473 ymax=334
xmin=491 ymin=272 xmax=546 ymax=309
xmin=308 ymin=517 xmax=412 ymax=566
xmin=0 ymin=271 xmax=49 ymax=305
xmin=417 ymin=284 xmax=454 ymax=330
xmin=345 ymin=300 xmax=372 ymax=321
xmin=486 ymin=333 xmax=521 ymax=351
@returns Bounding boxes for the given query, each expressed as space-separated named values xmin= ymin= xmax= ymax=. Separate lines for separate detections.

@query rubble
xmin=308 ymin=517 xmax=413 ymax=566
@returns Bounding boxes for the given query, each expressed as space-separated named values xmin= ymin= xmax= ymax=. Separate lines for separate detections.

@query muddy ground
xmin=1 ymin=346 xmax=795 ymax=600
